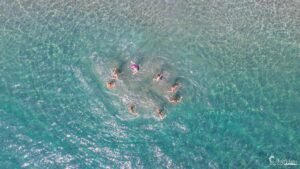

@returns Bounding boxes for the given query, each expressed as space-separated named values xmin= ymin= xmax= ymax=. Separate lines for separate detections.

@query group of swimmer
xmin=106 ymin=61 xmax=182 ymax=119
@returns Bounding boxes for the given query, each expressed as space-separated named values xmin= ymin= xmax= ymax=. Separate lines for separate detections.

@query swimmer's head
xmin=106 ymin=79 xmax=116 ymax=89
xmin=168 ymin=95 xmax=182 ymax=104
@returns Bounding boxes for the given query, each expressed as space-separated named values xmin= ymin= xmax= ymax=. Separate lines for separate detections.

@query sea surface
xmin=0 ymin=0 xmax=299 ymax=168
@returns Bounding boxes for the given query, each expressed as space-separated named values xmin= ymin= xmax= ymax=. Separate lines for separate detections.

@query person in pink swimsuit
xmin=130 ymin=61 xmax=140 ymax=75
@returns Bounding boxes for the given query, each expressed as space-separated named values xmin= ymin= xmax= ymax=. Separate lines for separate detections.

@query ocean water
xmin=0 ymin=0 xmax=299 ymax=168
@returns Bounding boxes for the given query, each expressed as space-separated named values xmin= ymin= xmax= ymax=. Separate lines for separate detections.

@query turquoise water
xmin=1 ymin=0 xmax=299 ymax=168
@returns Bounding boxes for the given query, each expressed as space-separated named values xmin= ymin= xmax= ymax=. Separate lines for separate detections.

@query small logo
xmin=269 ymin=155 xmax=298 ymax=166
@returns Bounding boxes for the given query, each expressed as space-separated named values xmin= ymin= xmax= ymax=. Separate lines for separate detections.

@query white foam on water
xmin=153 ymin=146 xmax=176 ymax=169
xmin=73 ymin=67 xmax=92 ymax=93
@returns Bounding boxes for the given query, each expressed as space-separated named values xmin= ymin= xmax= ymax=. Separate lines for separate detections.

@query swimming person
xmin=168 ymin=95 xmax=182 ymax=104
xmin=153 ymin=73 xmax=163 ymax=82
xmin=112 ymin=67 xmax=119 ymax=80
xmin=106 ymin=79 xmax=116 ymax=89
xmin=155 ymin=108 xmax=164 ymax=120
xmin=128 ymin=104 xmax=138 ymax=115
xmin=168 ymin=82 xmax=180 ymax=93
xmin=130 ymin=61 xmax=140 ymax=75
